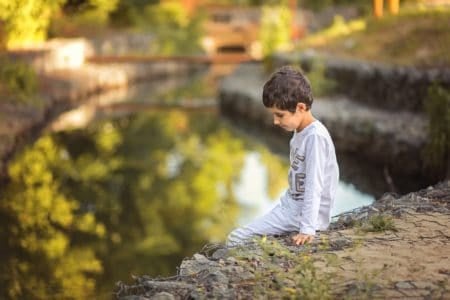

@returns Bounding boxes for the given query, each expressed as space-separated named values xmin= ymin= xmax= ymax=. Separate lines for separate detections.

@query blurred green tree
xmin=260 ymin=2 xmax=292 ymax=70
xmin=0 ymin=0 xmax=65 ymax=48
xmin=141 ymin=2 xmax=205 ymax=55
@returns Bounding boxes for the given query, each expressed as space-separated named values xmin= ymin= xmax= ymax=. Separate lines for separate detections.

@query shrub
xmin=0 ymin=56 xmax=38 ymax=104
xmin=0 ymin=0 xmax=64 ymax=48
xmin=362 ymin=214 xmax=397 ymax=232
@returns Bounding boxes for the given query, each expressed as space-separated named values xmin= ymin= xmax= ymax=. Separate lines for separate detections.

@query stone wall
xmin=273 ymin=51 xmax=450 ymax=113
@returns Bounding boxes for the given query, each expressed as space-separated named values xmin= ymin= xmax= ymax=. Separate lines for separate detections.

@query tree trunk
xmin=388 ymin=0 xmax=400 ymax=15
xmin=373 ymin=0 xmax=384 ymax=18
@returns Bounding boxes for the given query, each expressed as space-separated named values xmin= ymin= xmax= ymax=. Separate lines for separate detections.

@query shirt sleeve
xmin=298 ymin=134 xmax=327 ymax=235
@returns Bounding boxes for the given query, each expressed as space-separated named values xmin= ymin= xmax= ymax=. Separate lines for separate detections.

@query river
xmin=0 ymin=66 xmax=375 ymax=299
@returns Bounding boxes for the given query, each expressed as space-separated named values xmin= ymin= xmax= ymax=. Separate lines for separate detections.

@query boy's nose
xmin=273 ymin=117 xmax=280 ymax=125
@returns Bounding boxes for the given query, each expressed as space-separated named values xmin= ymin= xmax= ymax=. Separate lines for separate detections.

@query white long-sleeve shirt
xmin=280 ymin=120 xmax=339 ymax=235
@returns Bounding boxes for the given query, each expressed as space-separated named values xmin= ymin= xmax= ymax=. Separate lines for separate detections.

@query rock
xmin=193 ymin=253 xmax=209 ymax=263
xmin=199 ymin=270 xmax=229 ymax=286
xmin=395 ymin=281 xmax=414 ymax=289
xmin=179 ymin=254 xmax=220 ymax=276
xmin=329 ymin=237 xmax=353 ymax=250
xmin=150 ymin=292 xmax=175 ymax=300
xmin=212 ymin=248 xmax=229 ymax=260
xmin=225 ymin=257 xmax=238 ymax=265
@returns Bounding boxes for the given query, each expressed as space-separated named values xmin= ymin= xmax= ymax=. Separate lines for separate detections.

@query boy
xmin=227 ymin=65 xmax=339 ymax=246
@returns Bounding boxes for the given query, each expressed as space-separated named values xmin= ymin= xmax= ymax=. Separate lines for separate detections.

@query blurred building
xmin=200 ymin=4 xmax=261 ymax=58
xmin=163 ymin=0 xmax=304 ymax=59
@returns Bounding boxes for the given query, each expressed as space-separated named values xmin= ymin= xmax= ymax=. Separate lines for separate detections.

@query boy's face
xmin=268 ymin=104 xmax=306 ymax=132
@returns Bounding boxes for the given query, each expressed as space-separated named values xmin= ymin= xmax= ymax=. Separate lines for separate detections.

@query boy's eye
xmin=275 ymin=113 xmax=284 ymax=118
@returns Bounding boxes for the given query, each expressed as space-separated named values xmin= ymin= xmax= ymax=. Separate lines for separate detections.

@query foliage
xmin=260 ymin=2 xmax=293 ymax=70
xmin=423 ymin=85 xmax=450 ymax=177
xmin=0 ymin=56 xmax=39 ymax=104
xmin=138 ymin=2 xmax=205 ymax=55
xmin=359 ymin=214 xmax=397 ymax=233
xmin=0 ymin=0 xmax=65 ymax=48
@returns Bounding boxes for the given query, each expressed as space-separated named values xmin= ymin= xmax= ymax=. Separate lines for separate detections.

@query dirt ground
xmin=319 ymin=211 xmax=450 ymax=298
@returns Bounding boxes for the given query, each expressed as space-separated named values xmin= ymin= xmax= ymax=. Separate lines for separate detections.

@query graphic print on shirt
xmin=289 ymin=146 xmax=306 ymax=201
xmin=295 ymin=173 xmax=305 ymax=193
xmin=291 ymin=148 xmax=305 ymax=171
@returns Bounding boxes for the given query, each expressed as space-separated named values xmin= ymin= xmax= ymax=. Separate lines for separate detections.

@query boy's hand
xmin=292 ymin=233 xmax=314 ymax=245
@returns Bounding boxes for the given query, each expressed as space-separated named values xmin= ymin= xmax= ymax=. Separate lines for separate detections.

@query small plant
xmin=361 ymin=214 xmax=397 ymax=233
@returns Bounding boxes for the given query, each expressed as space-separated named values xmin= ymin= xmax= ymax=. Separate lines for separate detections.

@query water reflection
xmin=234 ymin=151 xmax=374 ymax=227
xmin=1 ymin=110 xmax=255 ymax=298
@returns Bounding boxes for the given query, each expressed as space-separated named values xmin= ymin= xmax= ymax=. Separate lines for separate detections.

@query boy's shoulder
xmin=300 ymin=120 xmax=329 ymax=136
xmin=296 ymin=121 xmax=333 ymax=144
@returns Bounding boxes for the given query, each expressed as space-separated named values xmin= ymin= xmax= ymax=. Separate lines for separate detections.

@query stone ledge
xmin=273 ymin=51 xmax=450 ymax=113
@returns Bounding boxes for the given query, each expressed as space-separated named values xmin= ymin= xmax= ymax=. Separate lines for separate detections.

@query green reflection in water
xmin=1 ymin=109 xmax=286 ymax=299
xmin=0 ymin=135 xmax=103 ymax=299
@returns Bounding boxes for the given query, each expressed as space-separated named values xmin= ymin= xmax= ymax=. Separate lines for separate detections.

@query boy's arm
xmin=297 ymin=134 xmax=327 ymax=236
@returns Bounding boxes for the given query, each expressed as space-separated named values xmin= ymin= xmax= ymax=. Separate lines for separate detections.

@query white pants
xmin=226 ymin=202 xmax=301 ymax=246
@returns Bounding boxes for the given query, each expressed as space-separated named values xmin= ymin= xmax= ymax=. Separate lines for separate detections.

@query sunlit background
xmin=0 ymin=0 xmax=448 ymax=299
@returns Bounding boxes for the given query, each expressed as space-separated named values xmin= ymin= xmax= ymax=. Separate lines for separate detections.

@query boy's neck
xmin=296 ymin=112 xmax=315 ymax=132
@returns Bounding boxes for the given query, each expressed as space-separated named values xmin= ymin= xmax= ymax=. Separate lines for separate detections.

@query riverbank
xmin=115 ymin=180 xmax=450 ymax=299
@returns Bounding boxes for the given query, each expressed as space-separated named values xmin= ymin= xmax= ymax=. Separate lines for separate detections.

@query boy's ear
xmin=296 ymin=103 xmax=307 ymax=112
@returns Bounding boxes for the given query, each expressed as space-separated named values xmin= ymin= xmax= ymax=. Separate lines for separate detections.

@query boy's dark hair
xmin=262 ymin=65 xmax=313 ymax=112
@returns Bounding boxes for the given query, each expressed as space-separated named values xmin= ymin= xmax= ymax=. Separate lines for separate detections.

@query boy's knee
xmin=226 ymin=229 xmax=241 ymax=247
xmin=226 ymin=227 xmax=250 ymax=247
